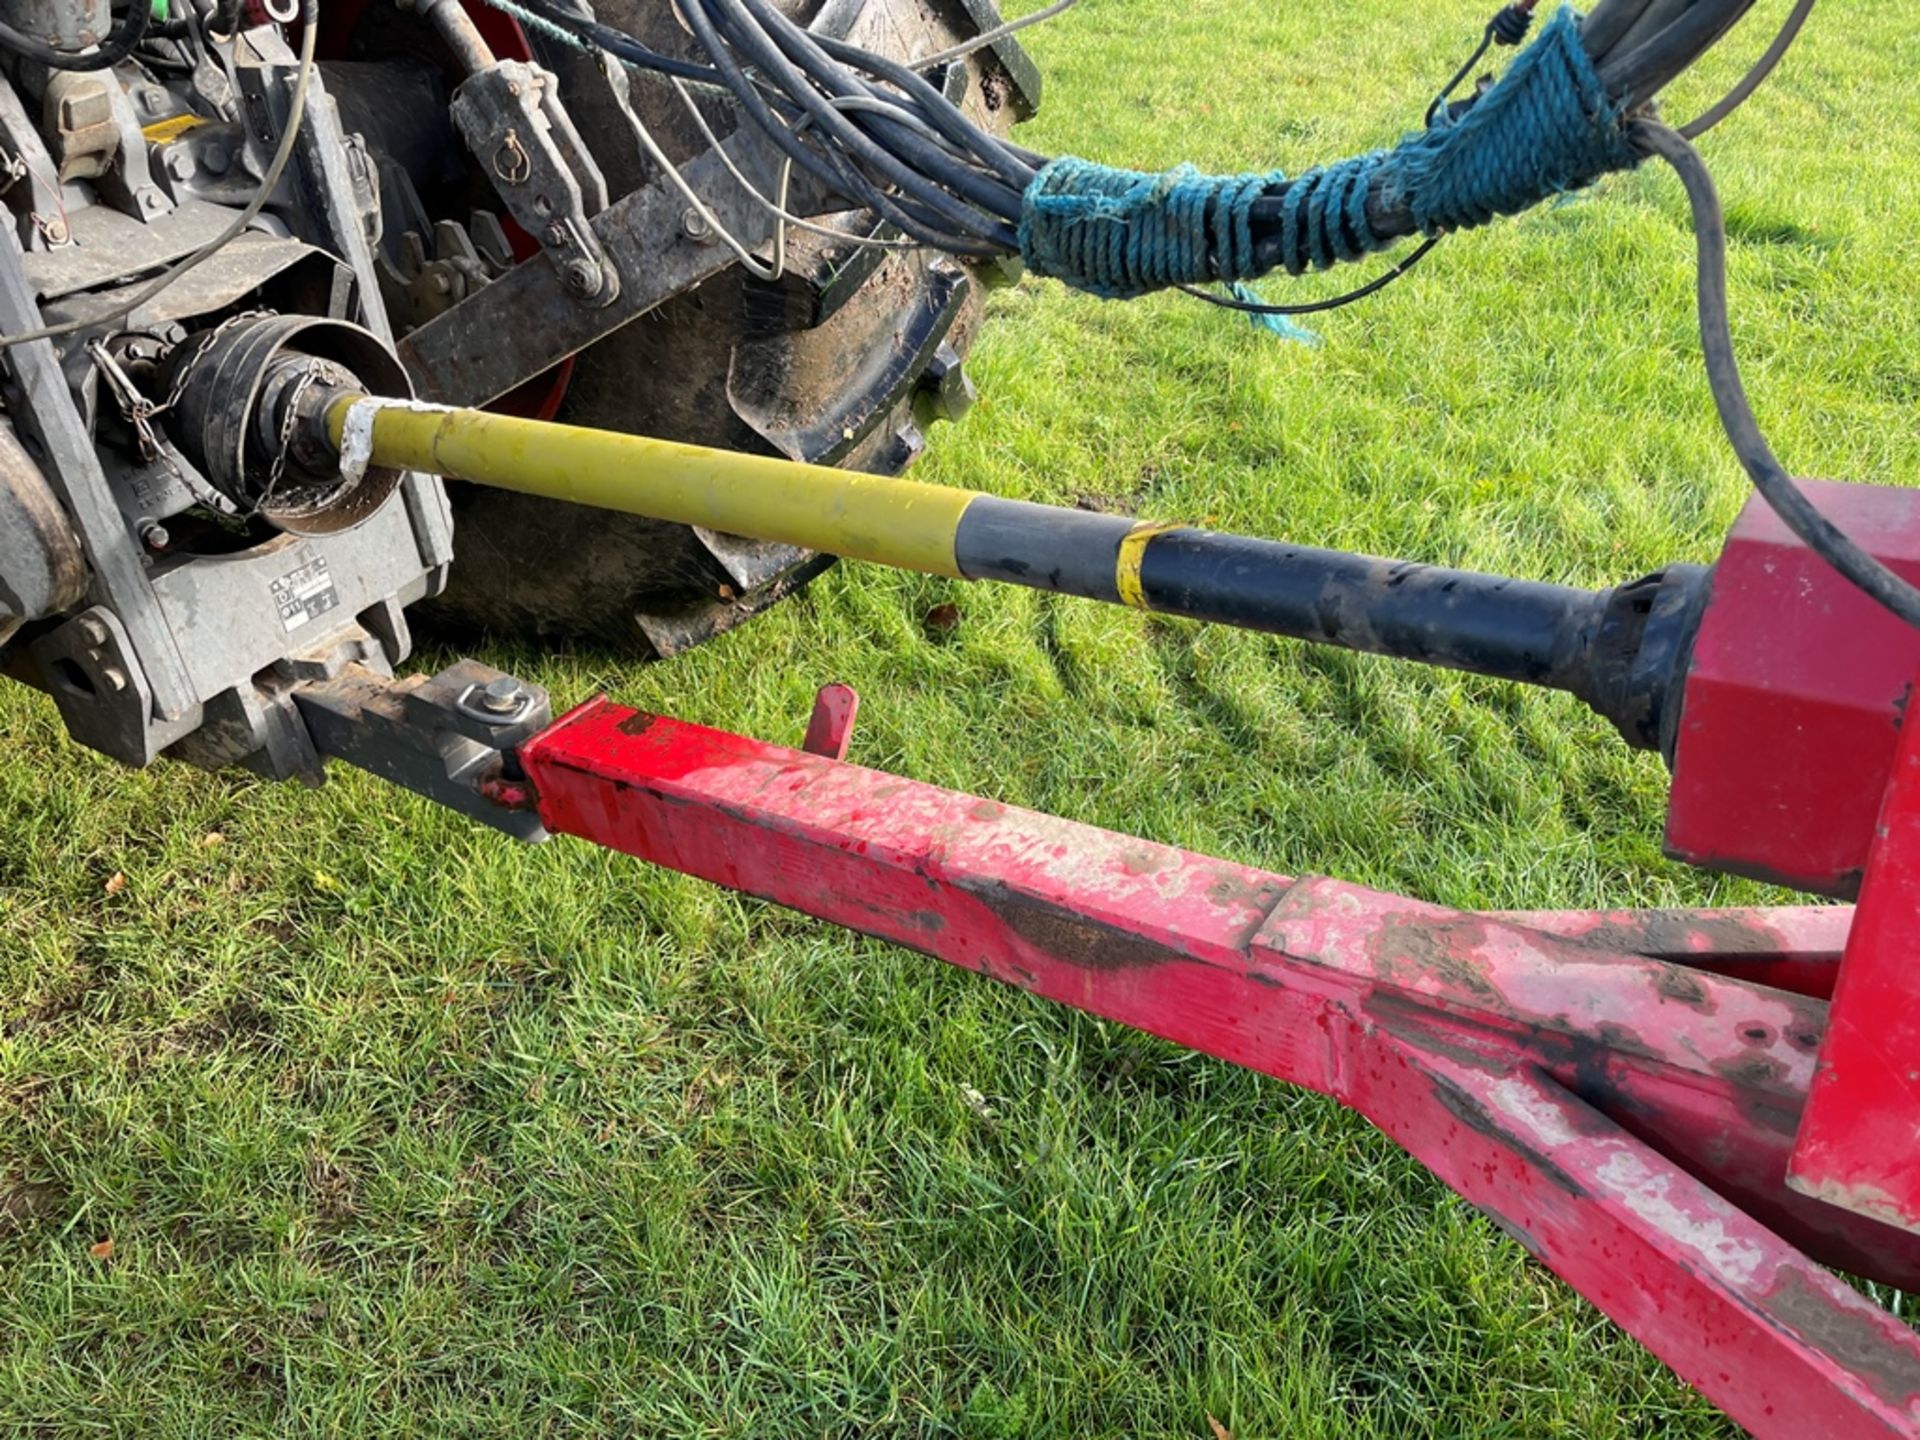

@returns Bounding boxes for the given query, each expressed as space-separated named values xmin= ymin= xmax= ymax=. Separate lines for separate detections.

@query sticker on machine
xmin=272 ymin=556 xmax=340 ymax=632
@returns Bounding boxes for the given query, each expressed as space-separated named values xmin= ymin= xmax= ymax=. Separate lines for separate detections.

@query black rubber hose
xmin=676 ymin=0 xmax=1001 ymax=254
xmin=1604 ymin=0 xmax=1699 ymax=64
xmin=1633 ymin=119 xmax=1920 ymax=630
xmin=697 ymin=0 xmax=1016 ymax=244
xmin=1579 ymin=0 xmax=1660 ymax=61
xmin=696 ymin=0 xmax=1015 ymax=247
xmin=806 ymin=29 xmax=1039 ymax=191
xmin=496 ymin=0 xmax=732 ymax=86
xmin=736 ymin=0 xmax=1024 ymax=224
xmin=1679 ymin=0 xmax=1816 ymax=138
xmin=0 ymin=0 xmax=152 ymax=71
xmin=1598 ymin=0 xmax=1757 ymax=109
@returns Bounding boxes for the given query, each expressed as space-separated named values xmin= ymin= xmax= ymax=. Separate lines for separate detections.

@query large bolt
xmin=165 ymin=148 xmax=195 ymax=182
xmin=77 ymin=615 xmax=109 ymax=647
xmin=681 ymin=207 xmax=715 ymax=243
xmin=141 ymin=523 xmax=171 ymax=552
xmin=472 ymin=676 xmax=527 ymax=718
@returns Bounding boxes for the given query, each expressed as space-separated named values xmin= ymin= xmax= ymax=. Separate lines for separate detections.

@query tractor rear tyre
xmin=422 ymin=0 xmax=1039 ymax=654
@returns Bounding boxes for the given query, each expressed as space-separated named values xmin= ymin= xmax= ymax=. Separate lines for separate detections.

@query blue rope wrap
xmin=1017 ymin=7 xmax=1637 ymax=301
xmin=1015 ymin=163 xmax=1284 ymax=300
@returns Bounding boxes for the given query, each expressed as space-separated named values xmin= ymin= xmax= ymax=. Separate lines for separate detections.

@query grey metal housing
xmin=0 ymin=14 xmax=452 ymax=779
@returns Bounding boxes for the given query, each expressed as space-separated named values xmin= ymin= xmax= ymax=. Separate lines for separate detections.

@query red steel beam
xmin=1791 ymin=678 xmax=1920 ymax=1234
xmin=1371 ymin=1043 xmax=1920 ymax=1439
xmin=516 ymin=699 xmax=1920 ymax=1437
xmin=1488 ymin=904 xmax=1850 ymax=999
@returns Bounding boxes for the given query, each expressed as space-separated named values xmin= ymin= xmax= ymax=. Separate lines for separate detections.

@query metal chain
xmin=253 ymin=358 xmax=329 ymax=519
xmin=152 ymin=308 xmax=272 ymax=417
xmin=84 ymin=311 xmax=284 ymax=522
xmin=87 ymin=338 xmax=242 ymax=519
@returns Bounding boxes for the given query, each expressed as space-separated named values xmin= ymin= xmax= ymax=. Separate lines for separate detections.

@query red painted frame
xmin=1791 ymin=678 xmax=1920 ymax=1236
xmin=512 ymin=697 xmax=1920 ymax=1438
xmin=1666 ymin=481 xmax=1920 ymax=899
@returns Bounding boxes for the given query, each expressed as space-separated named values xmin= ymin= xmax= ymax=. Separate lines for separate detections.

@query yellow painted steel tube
xmin=326 ymin=394 xmax=975 ymax=578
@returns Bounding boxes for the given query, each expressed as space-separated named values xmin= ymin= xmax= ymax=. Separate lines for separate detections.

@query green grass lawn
xmin=5 ymin=1 xmax=1920 ymax=1434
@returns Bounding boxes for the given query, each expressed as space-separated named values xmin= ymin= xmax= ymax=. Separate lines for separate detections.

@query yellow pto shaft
xmin=325 ymin=393 xmax=974 ymax=579
xmin=317 ymin=393 xmax=1647 ymax=747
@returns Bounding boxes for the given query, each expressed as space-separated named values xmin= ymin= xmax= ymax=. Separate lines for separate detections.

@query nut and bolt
xmin=100 ymin=666 xmax=129 ymax=694
xmin=141 ymin=523 xmax=170 ymax=552
xmin=165 ymin=148 xmax=195 ymax=182
xmin=681 ymin=207 xmax=715 ymax=243
xmin=77 ymin=615 xmax=109 ymax=647
xmin=201 ymin=143 xmax=229 ymax=175
xmin=561 ymin=258 xmax=598 ymax=294
xmin=472 ymin=676 xmax=528 ymax=718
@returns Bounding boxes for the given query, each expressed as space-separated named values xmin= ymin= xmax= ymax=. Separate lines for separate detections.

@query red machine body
xmin=1666 ymin=479 xmax=1920 ymax=897
xmin=478 ymin=479 xmax=1920 ymax=1436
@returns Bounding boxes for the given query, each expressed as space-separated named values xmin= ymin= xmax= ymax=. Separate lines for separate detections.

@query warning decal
xmin=272 ymin=556 xmax=340 ymax=632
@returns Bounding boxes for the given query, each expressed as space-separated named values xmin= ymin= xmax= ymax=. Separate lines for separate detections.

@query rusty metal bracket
xmin=448 ymin=60 xmax=616 ymax=309
xmin=296 ymin=659 xmax=551 ymax=839
xmin=400 ymin=125 xmax=779 ymax=406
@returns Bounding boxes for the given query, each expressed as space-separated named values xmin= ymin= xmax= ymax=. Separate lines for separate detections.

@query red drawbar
xmin=517 ymin=698 xmax=1920 ymax=1438
xmin=1666 ymin=480 xmax=1920 ymax=898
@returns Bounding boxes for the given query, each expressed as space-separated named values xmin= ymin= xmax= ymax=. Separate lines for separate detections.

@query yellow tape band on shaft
xmin=328 ymin=395 xmax=976 ymax=579
xmin=1115 ymin=521 xmax=1182 ymax=608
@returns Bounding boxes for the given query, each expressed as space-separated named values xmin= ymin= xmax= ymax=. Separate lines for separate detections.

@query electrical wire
xmin=0 ymin=0 xmax=153 ymax=72
xmin=1426 ymin=22 xmax=1501 ymax=128
xmin=1632 ymin=119 xmax=1920 ymax=630
xmin=670 ymin=78 xmax=920 ymax=252
xmin=487 ymin=0 xmax=738 ymax=86
xmin=619 ymin=76 xmax=790 ymax=281
xmin=1177 ymin=235 xmax=1443 ymax=317
xmin=803 ymin=25 xmax=1039 ymax=191
xmin=911 ymin=0 xmax=1079 ymax=70
xmin=0 ymin=0 xmax=320 ymax=351
xmin=1424 ymin=2 xmax=1538 ymax=130
xmin=669 ymin=0 xmax=979 ymax=253
xmin=700 ymin=0 xmax=1015 ymax=244
xmin=1678 ymin=0 xmax=1816 ymax=138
